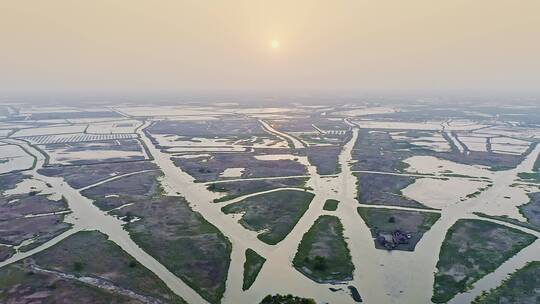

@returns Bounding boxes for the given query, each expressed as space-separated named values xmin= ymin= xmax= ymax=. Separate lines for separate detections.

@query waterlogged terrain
xmin=0 ymin=102 xmax=539 ymax=304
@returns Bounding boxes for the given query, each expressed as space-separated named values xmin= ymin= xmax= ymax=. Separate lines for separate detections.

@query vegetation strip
xmin=113 ymin=196 xmax=232 ymax=304
xmin=222 ymin=189 xmax=315 ymax=245
xmin=293 ymin=215 xmax=354 ymax=283
xmin=260 ymin=294 xmax=316 ymax=304
xmin=0 ymin=230 xmax=186 ymax=304
xmin=322 ymin=199 xmax=339 ymax=211
xmin=243 ymin=248 xmax=266 ymax=290
xmin=432 ymin=219 xmax=537 ymax=303
xmin=471 ymin=261 xmax=540 ymax=303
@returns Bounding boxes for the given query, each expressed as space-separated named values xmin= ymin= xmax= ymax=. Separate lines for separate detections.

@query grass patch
xmin=0 ymin=245 xmax=14 ymax=262
xmin=114 ymin=197 xmax=231 ymax=304
xmin=471 ymin=261 xmax=540 ymax=303
xmin=357 ymin=207 xmax=440 ymax=251
xmin=322 ymin=199 xmax=339 ymax=211
xmin=209 ymin=178 xmax=309 ymax=203
xmin=466 ymin=191 xmax=482 ymax=199
xmin=441 ymin=173 xmax=476 ymax=178
xmin=0 ymin=230 xmax=186 ymax=303
xmin=488 ymin=165 xmax=514 ymax=171
xmin=35 ymin=231 xmax=185 ymax=303
xmin=432 ymin=219 xmax=537 ymax=303
xmin=0 ymin=264 xmax=141 ymax=303
xmin=355 ymin=172 xmax=433 ymax=209
xmin=293 ymin=215 xmax=354 ymax=283
xmin=519 ymin=192 xmax=540 ymax=228
xmin=222 ymin=190 xmax=315 ymax=245
xmin=517 ymin=172 xmax=540 ymax=183
xmin=306 ymin=145 xmax=342 ymax=175
xmin=395 ymin=161 xmax=410 ymax=173
xmin=243 ymin=248 xmax=266 ymax=290
xmin=260 ymin=294 xmax=316 ymax=304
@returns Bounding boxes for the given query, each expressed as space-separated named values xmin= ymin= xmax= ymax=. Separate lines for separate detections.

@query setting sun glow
xmin=271 ymin=40 xmax=280 ymax=49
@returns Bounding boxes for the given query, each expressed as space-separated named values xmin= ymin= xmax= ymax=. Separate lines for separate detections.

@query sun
xmin=271 ymin=40 xmax=280 ymax=49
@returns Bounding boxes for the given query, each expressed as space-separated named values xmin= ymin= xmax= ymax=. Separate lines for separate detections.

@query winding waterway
xmin=2 ymin=115 xmax=538 ymax=304
xmin=0 ymin=139 xmax=208 ymax=304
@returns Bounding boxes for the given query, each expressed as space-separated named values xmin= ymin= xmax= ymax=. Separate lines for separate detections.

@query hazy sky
xmin=1 ymin=1 xmax=539 ymax=98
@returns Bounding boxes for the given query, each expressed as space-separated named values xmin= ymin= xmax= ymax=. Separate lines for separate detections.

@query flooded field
xmin=0 ymin=144 xmax=34 ymax=173
xmin=0 ymin=102 xmax=539 ymax=304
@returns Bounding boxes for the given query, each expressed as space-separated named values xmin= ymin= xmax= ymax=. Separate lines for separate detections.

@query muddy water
xmin=0 ymin=144 xmax=34 ymax=173
xmin=230 ymin=126 xmax=365 ymax=303
xmin=142 ymin=120 xmax=346 ymax=302
xmin=330 ymin=122 xmax=539 ymax=303
xmin=402 ymin=177 xmax=490 ymax=209
xmin=259 ymin=119 xmax=305 ymax=149
xmin=219 ymin=167 xmax=245 ymax=178
xmin=403 ymin=155 xmax=492 ymax=177
xmin=0 ymin=139 xmax=208 ymax=304
xmin=325 ymin=127 xmax=389 ymax=303
xmin=141 ymin=118 xmax=540 ymax=304
xmin=221 ymin=124 xmax=426 ymax=304
xmin=139 ymin=119 xmax=371 ymax=303
xmin=3 ymin=116 xmax=538 ymax=304
xmin=392 ymin=143 xmax=540 ymax=303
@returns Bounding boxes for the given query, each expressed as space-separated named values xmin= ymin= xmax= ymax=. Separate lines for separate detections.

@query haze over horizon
xmin=1 ymin=4 xmax=540 ymax=300
xmin=1 ymin=1 xmax=539 ymax=100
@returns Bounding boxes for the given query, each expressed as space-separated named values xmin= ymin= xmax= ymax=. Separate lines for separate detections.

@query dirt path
xmin=78 ymin=169 xmax=160 ymax=192
xmin=216 ymin=187 xmax=313 ymax=207
xmin=27 ymin=262 xmax=166 ymax=304
xmin=203 ymin=174 xmax=316 ymax=184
